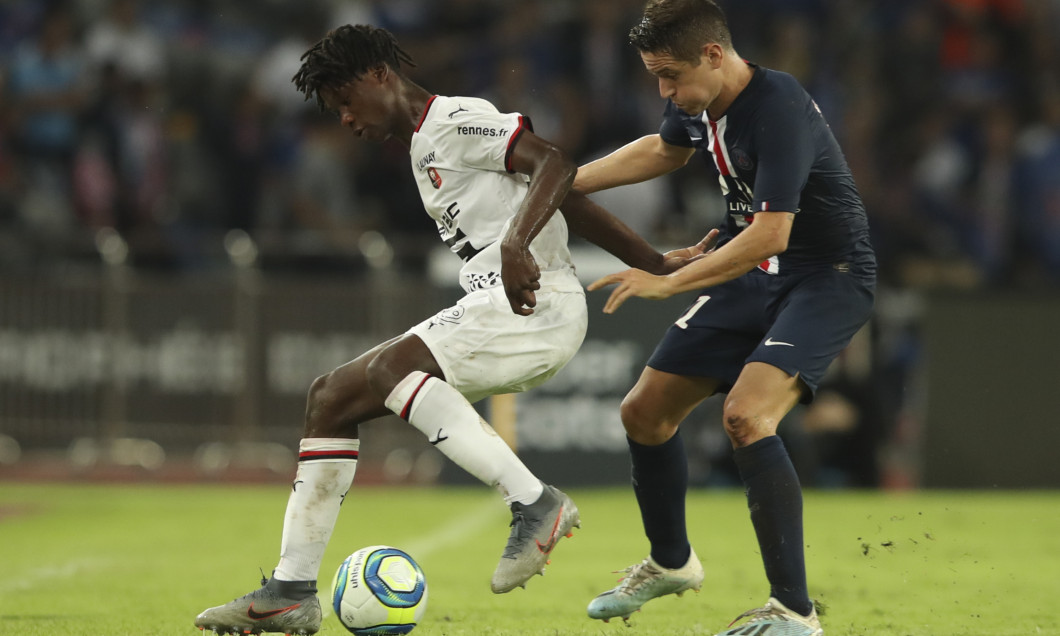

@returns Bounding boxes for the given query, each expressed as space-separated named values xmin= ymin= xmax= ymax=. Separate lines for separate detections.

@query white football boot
xmin=714 ymin=597 xmax=823 ymax=636
xmin=587 ymin=548 xmax=704 ymax=621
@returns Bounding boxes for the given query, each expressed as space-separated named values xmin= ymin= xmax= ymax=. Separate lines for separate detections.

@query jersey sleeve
xmin=659 ymin=100 xmax=694 ymax=148
xmin=749 ymin=94 xmax=815 ymax=213
xmin=442 ymin=108 xmax=531 ymax=174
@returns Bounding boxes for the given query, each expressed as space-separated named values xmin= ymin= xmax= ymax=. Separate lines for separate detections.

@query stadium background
xmin=1 ymin=0 xmax=1058 ymax=490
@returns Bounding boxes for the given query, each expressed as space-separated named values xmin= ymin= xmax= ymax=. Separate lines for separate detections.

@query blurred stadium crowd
xmin=1 ymin=0 xmax=1059 ymax=488
xmin=1 ymin=0 xmax=1059 ymax=287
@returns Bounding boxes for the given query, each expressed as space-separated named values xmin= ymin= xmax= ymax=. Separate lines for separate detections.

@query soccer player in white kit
xmin=195 ymin=24 xmax=714 ymax=636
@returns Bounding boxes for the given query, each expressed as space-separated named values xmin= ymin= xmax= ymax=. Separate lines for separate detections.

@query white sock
xmin=273 ymin=438 xmax=360 ymax=582
xmin=385 ymin=371 xmax=543 ymax=505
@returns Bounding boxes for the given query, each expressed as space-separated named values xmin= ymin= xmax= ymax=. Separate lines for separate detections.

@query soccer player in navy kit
xmin=576 ymin=1 xmax=875 ymax=634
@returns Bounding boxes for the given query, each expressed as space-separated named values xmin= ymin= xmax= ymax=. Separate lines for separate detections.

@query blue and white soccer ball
xmin=331 ymin=546 xmax=428 ymax=635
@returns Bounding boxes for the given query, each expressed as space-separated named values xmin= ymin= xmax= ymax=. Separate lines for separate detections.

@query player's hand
xmin=500 ymin=243 xmax=541 ymax=316
xmin=657 ymin=229 xmax=720 ymax=274
xmin=586 ymin=268 xmax=674 ymax=314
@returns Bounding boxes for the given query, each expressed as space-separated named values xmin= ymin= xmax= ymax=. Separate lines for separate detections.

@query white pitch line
xmin=0 ymin=557 xmax=111 ymax=594
xmin=322 ymin=496 xmax=503 ymax=617
xmin=400 ymin=496 xmax=504 ymax=560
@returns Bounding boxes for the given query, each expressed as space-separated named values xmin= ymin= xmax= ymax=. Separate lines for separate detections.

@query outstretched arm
xmin=588 ymin=211 xmax=794 ymax=314
xmin=560 ymin=190 xmax=718 ymax=275
xmin=573 ymin=134 xmax=694 ymax=194
xmin=500 ymin=130 xmax=577 ymax=316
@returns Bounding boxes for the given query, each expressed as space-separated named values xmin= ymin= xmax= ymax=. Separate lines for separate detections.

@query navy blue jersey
xmin=660 ymin=64 xmax=876 ymax=280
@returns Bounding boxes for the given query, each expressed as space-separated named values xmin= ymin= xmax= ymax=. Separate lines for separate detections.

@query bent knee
xmin=363 ymin=355 xmax=390 ymax=399
xmin=364 ymin=343 xmax=423 ymax=400
xmin=620 ymin=395 xmax=678 ymax=445
xmin=304 ymin=370 xmax=367 ymax=438
xmin=307 ymin=372 xmax=337 ymax=420
xmin=722 ymin=400 xmax=777 ymax=448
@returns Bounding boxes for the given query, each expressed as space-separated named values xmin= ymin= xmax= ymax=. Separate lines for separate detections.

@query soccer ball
xmin=331 ymin=546 xmax=428 ymax=635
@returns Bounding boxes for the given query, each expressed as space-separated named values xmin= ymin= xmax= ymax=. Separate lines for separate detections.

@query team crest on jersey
xmin=427 ymin=166 xmax=442 ymax=189
xmin=730 ymin=147 xmax=754 ymax=171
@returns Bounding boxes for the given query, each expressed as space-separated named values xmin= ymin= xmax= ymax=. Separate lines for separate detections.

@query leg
xmin=285 ymin=323 xmax=576 ymax=592
xmin=621 ymin=367 xmax=717 ymax=568
xmin=196 ymin=338 xmax=419 ymax=635
xmin=722 ymin=361 xmax=803 ymax=448
xmin=373 ymin=336 xmax=578 ymax=593
xmin=304 ymin=335 xmax=439 ymax=438
xmin=372 ymin=288 xmax=587 ymax=508
xmin=718 ymin=271 xmax=871 ymax=634
xmin=586 ymin=367 xmax=717 ymax=621
xmin=622 ymin=366 xmax=719 ymax=445
xmin=272 ymin=337 xmax=432 ymax=585
xmin=385 ymin=288 xmax=588 ymax=592
xmin=370 ymin=334 xmax=543 ymax=504
xmin=724 ymin=362 xmax=814 ymax=617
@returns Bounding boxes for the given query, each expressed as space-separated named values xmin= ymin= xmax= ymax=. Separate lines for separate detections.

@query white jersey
xmin=410 ymin=95 xmax=581 ymax=295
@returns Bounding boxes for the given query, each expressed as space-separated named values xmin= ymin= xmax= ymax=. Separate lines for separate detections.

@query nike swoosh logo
xmin=764 ymin=338 xmax=794 ymax=347
xmin=534 ymin=505 xmax=566 ymax=554
xmin=246 ymin=602 xmax=300 ymax=620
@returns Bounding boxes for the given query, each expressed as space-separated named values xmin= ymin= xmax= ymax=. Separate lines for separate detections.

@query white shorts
xmin=407 ymin=286 xmax=587 ymax=404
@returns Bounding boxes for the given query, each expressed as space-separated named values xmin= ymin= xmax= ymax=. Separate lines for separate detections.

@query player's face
xmin=641 ymin=48 xmax=721 ymax=116
xmin=320 ymin=69 xmax=397 ymax=143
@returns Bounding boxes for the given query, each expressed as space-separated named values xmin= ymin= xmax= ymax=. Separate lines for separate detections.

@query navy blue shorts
xmin=647 ymin=267 xmax=874 ymax=402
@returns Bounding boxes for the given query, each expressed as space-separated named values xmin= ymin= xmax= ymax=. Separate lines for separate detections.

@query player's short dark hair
xmin=629 ymin=0 xmax=733 ymax=63
xmin=292 ymin=24 xmax=416 ymax=111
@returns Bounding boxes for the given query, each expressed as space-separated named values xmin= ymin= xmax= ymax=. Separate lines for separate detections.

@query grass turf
xmin=1 ymin=483 xmax=1057 ymax=635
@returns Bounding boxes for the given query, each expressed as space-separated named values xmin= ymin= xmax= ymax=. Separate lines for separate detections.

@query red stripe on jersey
xmin=399 ymin=374 xmax=433 ymax=420
xmin=415 ymin=95 xmax=438 ymax=133
xmin=299 ymin=450 xmax=359 ymax=461
xmin=708 ymin=120 xmax=730 ymax=177
xmin=504 ymin=115 xmax=529 ymax=173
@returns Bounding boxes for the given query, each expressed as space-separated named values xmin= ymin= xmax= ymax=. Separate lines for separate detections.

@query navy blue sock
xmin=628 ymin=431 xmax=690 ymax=569
xmin=733 ymin=435 xmax=812 ymax=617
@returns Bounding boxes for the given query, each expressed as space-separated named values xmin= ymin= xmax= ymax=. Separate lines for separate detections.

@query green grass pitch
xmin=1 ymin=483 xmax=1057 ymax=635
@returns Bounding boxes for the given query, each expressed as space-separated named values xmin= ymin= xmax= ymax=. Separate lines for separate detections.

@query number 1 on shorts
xmin=675 ymin=295 xmax=710 ymax=329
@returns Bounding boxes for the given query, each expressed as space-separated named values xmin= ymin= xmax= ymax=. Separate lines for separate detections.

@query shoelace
xmin=727 ymin=601 xmax=792 ymax=628
xmin=614 ymin=559 xmax=663 ymax=594
xmin=501 ymin=504 xmax=541 ymax=558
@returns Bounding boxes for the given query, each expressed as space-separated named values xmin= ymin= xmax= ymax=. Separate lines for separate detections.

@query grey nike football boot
xmin=195 ymin=577 xmax=321 ymax=635
xmin=491 ymin=483 xmax=580 ymax=593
